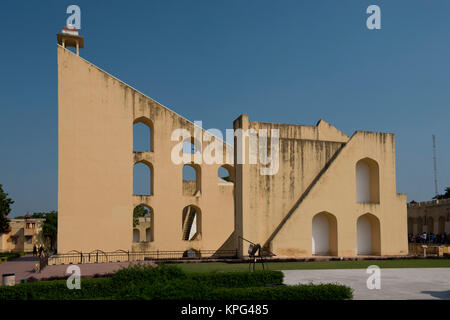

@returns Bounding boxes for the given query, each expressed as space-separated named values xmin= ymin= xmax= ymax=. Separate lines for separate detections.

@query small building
xmin=0 ymin=215 xmax=45 ymax=253
xmin=407 ymin=199 xmax=450 ymax=235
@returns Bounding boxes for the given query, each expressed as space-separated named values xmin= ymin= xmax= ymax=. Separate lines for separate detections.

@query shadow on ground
xmin=14 ymin=256 xmax=39 ymax=262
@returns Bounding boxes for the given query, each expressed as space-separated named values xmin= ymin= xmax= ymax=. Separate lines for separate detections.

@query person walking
xmin=38 ymin=245 xmax=44 ymax=257
xmin=32 ymin=244 xmax=37 ymax=256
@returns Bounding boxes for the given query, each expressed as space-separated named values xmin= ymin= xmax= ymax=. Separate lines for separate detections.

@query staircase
xmin=182 ymin=206 xmax=197 ymax=241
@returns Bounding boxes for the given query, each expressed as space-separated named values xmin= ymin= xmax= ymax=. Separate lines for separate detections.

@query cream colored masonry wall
xmin=241 ymin=122 xmax=346 ymax=252
xmin=272 ymin=131 xmax=407 ymax=256
xmin=235 ymin=115 xmax=407 ymax=257
xmin=253 ymin=120 xmax=349 ymax=143
xmin=58 ymin=46 xmax=234 ymax=253
xmin=234 ymin=115 xmax=348 ymax=255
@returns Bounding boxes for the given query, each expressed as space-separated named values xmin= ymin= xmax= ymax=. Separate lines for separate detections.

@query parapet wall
xmin=408 ymin=198 xmax=450 ymax=208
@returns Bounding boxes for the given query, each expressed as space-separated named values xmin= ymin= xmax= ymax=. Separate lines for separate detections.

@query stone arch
xmin=183 ymin=248 xmax=201 ymax=258
xmin=133 ymin=117 xmax=154 ymax=152
xmin=355 ymin=158 xmax=380 ymax=203
xmin=182 ymin=164 xmax=201 ymax=196
xmin=417 ymin=217 xmax=423 ymax=234
xmin=427 ymin=216 xmax=434 ymax=233
xmin=133 ymin=204 xmax=154 ymax=242
xmin=182 ymin=205 xmax=201 ymax=241
xmin=438 ymin=216 xmax=445 ymax=234
xmin=408 ymin=217 xmax=413 ymax=234
xmin=183 ymin=137 xmax=202 ymax=154
xmin=312 ymin=212 xmax=338 ymax=256
xmin=357 ymin=213 xmax=381 ymax=255
xmin=133 ymin=161 xmax=154 ymax=196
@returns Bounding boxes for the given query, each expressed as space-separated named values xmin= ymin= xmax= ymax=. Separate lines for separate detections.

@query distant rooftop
xmin=407 ymin=198 xmax=450 ymax=208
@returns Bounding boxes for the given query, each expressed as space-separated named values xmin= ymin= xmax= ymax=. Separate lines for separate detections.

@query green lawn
xmin=173 ymin=258 xmax=450 ymax=273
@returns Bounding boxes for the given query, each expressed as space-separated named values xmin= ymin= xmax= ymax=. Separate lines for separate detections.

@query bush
xmin=0 ymin=278 xmax=113 ymax=300
xmin=113 ymin=278 xmax=211 ymax=300
xmin=208 ymin=284 xmax=353 ymax=300
xmin=106 ymin=264 xmax=284 ymax=300
xmin=0 ymin=264 xmax=352 ymax=300
xmin=188 ymin=270 xmax=283 ymax=288
xmin=111 ymin=264 xmax=283 ymax=288
xmin=112 ymin=264 xmax=186 ymax=285
xmin=110 ymin=280 xmax=352 ymax=301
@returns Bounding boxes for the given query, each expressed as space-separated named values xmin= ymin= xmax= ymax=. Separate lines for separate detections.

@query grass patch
xmin=0 ymin=252 xmax=25 ymax=264
xmin=174 ymin=258 xmax=450 ymax=273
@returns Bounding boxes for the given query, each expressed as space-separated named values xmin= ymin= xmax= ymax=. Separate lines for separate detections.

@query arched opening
xmin=417 ymin=217 xmax=423 ymax=234
xmin=312 ymin=212 xmax=337 ymax=256
xmin=182 ymin=164 xmax=201 ymax=196
xmin=133 ymin=205 xmax=154 ymax=242
xmin=355 ymin=158 xmax=380 ymax=203
xmin=133 ymin=229 xmax=140 ymax=243
xmin=133 ymin=161 xmax=154 ymax=196
xmin=133 ymin=117 xmax=153 ymax=152
xmin=218 ymin=165 xmax=234 ymax=184
xmin=427 ymin=216 xmax=434 ymax=233
xmin=182 ymin=249 xmax=201 ymax=258
xmin=183 ymin=138 xmax=201 ymax=155
xmin=357 ymin=213 xmax=381 ymax=255
xmin=182 ymin=205 xmax=201 ymax=241
xmin=438 ymin=216 xmax=445 ymax=234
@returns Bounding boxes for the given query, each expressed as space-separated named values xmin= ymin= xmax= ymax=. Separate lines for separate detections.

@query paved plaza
xmin=283 ymin=268 xmax=450 ymax=300
xmin=0 ymin=255 xmax=155 ymax=284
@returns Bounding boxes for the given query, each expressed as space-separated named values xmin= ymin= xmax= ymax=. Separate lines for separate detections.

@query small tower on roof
xmin=57 ymin=25 xmax=84 ymax=55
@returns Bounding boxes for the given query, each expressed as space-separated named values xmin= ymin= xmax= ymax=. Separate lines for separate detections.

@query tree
xmin=221 ymin=175 xmax=232 ymax=182
xmin=41 ymin=211 xmax=57 ymax=250
xmin=433 ymin=187 xmax=450 ymax=200
xmin=0 ymin=184 xmax=14 ymax=234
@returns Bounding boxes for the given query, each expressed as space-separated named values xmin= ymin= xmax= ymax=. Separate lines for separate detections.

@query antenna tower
xmin=432 ymin=134 xmax=438 ymax=197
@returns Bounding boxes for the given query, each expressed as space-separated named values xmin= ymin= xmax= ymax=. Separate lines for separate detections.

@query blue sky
xmin=0 ymin=0 xmax=449 ymax=216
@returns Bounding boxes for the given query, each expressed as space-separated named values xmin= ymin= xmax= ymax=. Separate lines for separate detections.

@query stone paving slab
xmin=0 ymin=255 xmax=40 ymax=283
xmin=282 ymin=268 xmax=450 ymax=300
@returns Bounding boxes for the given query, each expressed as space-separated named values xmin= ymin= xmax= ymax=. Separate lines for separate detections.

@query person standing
xmin=32 ymin=244 xmax=37 ymax=256
xmin=421 ymin=232 xmax=427 ymax=244
xmin=38 ymin=245 xmax=44 ymax=257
